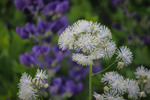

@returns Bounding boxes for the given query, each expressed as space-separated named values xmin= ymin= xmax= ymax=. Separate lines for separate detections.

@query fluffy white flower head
xmin=125 ymin=79 xmax=140 ymax=99
xmin=35 ymin=69 xmax=47 ymax=80
xmin=116 ymin=46 xmax=133 ymax=66
xmin=18 ymin=73 xmax=37 ymax=100
xmin=58 ymin=20 xmax=116 ymax=66
xmin=135 ymin=65 xmax=148 ymax=79
xmin=102 ymin=71 xmax=126 ymax=94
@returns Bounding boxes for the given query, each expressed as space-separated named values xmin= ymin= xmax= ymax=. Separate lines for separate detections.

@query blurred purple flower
xmin=69 ymin=68 xmax=88 ymax=81
xmin=44 ymin=0 xmax=69 ymax=15
xmin=50 ymin=77 xmax=83 ymax=97
xmin=14 ymin=0 xmax=26 ymax=11
xmin=32 ymin=45 xmax=50 ymax=57
xmin=52 ymin=46 xmax=68 ymax=62
xmin=66 ymin=80 xmax=83 ymax=97
xmin=111 ymin=0 xmax=122 ymax=7
xmin=144 ymin=36 xmax=150 ymax=45
xmin=113 ymin=22 xmax=121 ymax=30
xmin=37 ymin=19 xmax=52 ymax=34
xmin=14 ymin=0 xmax=44 ymax=12
xmin=131 ymin=11 xmax=137 ymax=17
xmin=92 ymin=66 xmax=102 ymax=73
xmin=20 ymin=52 xmax=37 ymax=66
xmin=16 ymin=23 xmax=38 ymax=39
xmin=51 ymin=16 xmax=68 ymax=34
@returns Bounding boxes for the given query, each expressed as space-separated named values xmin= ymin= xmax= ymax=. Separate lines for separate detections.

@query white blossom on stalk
xmin=34 ymin=69 xmax=48 ymax=89
xmin=18 ymin=73 xmax=37 ymax=100
xmin=35 ymin=69 xmax=47 ymax=80
xmin=102 ymin=71 xmax=127 ymax=94
xmin=125 ymin=79 xmax=140 ymax=99
xmin=135 ymin=65 xmax=148 ymax=79
xmin=116 ymin=46 xmax=133 ymax=66
xmin=58 ymin=20 xmax=116 ymax=66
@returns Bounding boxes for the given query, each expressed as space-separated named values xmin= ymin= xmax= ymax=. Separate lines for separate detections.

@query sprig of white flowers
xmin=94 ymin=71 xmax=140 ymax=100
xmin=18 ymin=69 xmax=48 ymax=100
xmin=58 ymin=20 xmax=133 ymax=69
xmin=94 ymin=65 xmax=150 ymax=100
xmin=58 ymin=20 xmax=117 ymax=66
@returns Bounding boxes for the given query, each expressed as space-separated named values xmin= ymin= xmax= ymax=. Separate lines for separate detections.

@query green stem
xmin=37 ymin=89 xmax=44 ymax=100
xmin=92 ymin=60 xmax=116 ymax=76
xmin=89 ymin=65 xmax=92 ymax=100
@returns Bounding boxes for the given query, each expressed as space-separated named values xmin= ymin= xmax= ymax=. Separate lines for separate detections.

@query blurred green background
xmin=0 ymin=0 xmax=150 ymax=100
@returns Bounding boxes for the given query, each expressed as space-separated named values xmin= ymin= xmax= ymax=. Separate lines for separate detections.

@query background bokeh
xmin=0 ymin=0 xmax=150 ymax=100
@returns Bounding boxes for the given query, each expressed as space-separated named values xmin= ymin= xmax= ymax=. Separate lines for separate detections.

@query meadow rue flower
xmin=58 ymin=20 xmax=116 ymax=66
xmin=18 ymin=69 xmax=48 ymax=100
xmin=116 ymin=46 xmax=133 ymax=66
xmin=102 ymin=71 xmax=126 ymax=94
xmin=34 ymin=69 xmax=48 ymax=89
xmin=35 ymin=69 xmax=47 ymax=80
xmin=18 ymin=73 xmax=37 ymax=100
xmin=135 ymin=65 xmax=148 ymax=79
xmin=125 ymin=79 xmax=140 ymax=99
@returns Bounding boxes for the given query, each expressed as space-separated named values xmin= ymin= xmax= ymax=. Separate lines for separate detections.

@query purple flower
xmin=66 ymin=80 xmax=83 ymax=97
xmin=44 ymin=0 xmax=69 ymax=15
xmin=20 ymin=52 xmax=37 ymax=66
xmin=16 ymin=23 xmax=38 ymax=39
xmin=131 ymin=11 xmax=137 ymax=17
xmin=50 ymin=77 xmax=83 ymax=97
xmin=111 ymin=0 xmax=123 ymax=8
xmin=37 ymin=19 xmax=52 ymax=34
xmin=55 ymin=1 xmax=69 ymax=14
xmin=92 ymin=66 xmax=102 ymax=73
xmin=14 ymin=0 xmax=44 ymax=13
xmin=112 ymin=22 xmax=121 ymax=30
xmin=44 ymin=1 xmax=59 ymax=15
xmin=69 ymin=68 xmax=88 ymax=81
xmin=52 ymin=46 xmax=68 ymax=62
xmin=144 ymin=36 xmax=150 ymax=45
xmin=51 ymin=16 xmax=68 ymax=34
xmin=32 ymin=45 xmax=50 ymax=57
xmin=14 ymin=0 xmax=26 ymax=11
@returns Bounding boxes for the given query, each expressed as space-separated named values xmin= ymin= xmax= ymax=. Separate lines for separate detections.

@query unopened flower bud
xmin=32 ymin=79 xmax=36 ymax=84
xmin=143 ymin=79 xmax=147 ymax=83
xmin=140 ymin=91 xmax=146 ymax=97
xmin=103 ymin=86 xmax=109 ymax=91
xmin=117 ymin=62 xmax=124 ymax=69
xmin=44 ymin=83 xmax=49 ymax=88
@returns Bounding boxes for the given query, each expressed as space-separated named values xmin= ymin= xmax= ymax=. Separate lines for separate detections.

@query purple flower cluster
xmin=50 ymin=77 xmax=83 ymax=98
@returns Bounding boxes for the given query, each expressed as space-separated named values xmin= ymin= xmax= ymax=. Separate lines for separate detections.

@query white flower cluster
xmin=18 ymin=69 xmax=48 ymax=100
xmin=58 ymin=20 xmax=133 ymax=67
xmin=94 ymin=71 xmax=140 ymax=100
xmin=58 ymin=20 xmax=116 ymax=66
xmin=135 ymin=65 xmax=150 ymax=97
xmin=18 ymin=73 xmax=37 ymax=100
